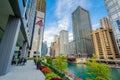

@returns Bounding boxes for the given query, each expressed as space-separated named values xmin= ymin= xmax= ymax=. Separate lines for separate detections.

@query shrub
xmin=50 ymin=78 xmax=62 ymax=80
xmin=42 ymin=67 xmax=52 ymax=74
xmin=27 ymin=57 xmax=34 ymax=60
xmin=86 ymin=78 xmax=92 ymax=80
xmin=54 ymin=56 xmax=68 ymax=72
xmin=37 ymin=58 xmax=42 ymax=63
xmin=95 ymin=76 xmax=105 ymax=80
xmin=46 ymin=72 xmax=60 ymax=80
xmin=46 ymin=57 xmax=53 ymax=65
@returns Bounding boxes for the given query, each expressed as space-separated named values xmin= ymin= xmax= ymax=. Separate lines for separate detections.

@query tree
xmin=54 ymin=55 xmax=68 ymax=72
xmin=86 ymin=54 xmax=111 ymax=80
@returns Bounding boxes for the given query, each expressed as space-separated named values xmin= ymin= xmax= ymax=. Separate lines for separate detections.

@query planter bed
xmin=39 ymin=64 xmax=62 ymax=80
xmin=41 ymin=62 xmax=70 ymax=80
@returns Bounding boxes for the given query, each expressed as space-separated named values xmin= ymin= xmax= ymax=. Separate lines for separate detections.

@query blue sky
xmin=44 ymin=0 xmax=108 ymax=46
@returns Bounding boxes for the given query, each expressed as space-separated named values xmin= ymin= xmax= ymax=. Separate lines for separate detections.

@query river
xmin=67 ymin=62 xmax=120 ymax=80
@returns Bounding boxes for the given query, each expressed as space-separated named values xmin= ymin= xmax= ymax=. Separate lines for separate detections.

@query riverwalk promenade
xmin=0 ymin=60 xmax=45 ymax=80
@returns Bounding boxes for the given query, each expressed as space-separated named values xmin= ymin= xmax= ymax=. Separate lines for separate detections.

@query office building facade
xmin=104 ymin=0 xmax=120 ymax=54
xmin=60 ymin=30 xmax=69 ymax=56
xmin=50 ymin=42 xmax=56 ymax=57
xmin=100 ymin=17 xmax=112 ymax=28
xmin=54 ymin=35 xmax=60 ymax=57
xmin=68 ymin=40 xmax=76 ymax=55
xmin=30 ymin=0 xmax=46 ymax=57
xmin=0 ymin=0 xmax=36 ymax=75
xmin=46 ymin=47 xmax=51 ymax=56
xmin=72 ymin=6 xmax=93 ymax=57
xmin=92 ymin=27 xmax=119 ymax=59
xmin=50 ymin=35 xmax=60 ymax=57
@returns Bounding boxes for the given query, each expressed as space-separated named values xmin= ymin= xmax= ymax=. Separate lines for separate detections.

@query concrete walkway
xmin=0 ymin=60 xmax=45 ymax=80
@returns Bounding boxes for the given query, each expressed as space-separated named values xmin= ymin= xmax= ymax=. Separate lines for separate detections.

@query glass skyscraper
xmin=104 ymin=0 xmax=120 ymax=54
xmin=41 ymin=41 xmax=48 ymax=56
xmin=72 ymin=6 xmax=93 ymax=57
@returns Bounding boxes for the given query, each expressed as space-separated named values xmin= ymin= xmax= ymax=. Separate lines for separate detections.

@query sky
xmin=44 ymin=0 xmax=108 ymax=46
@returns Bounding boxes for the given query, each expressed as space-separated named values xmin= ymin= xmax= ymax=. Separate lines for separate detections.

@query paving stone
xmin=0 ymin=60 xmax=45 ymax=80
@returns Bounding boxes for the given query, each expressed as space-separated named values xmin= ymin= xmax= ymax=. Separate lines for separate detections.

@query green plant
xmin=50 ymin=78 xmax=62 ymax=80
xmin=95 ymin=76 xmax=105 ymax=80
xmin=27 ymin=57 xmax=34 ymax=60
xmin=86 ymin=54 xmax=111 ymax=80
xmin=46 ymin=72 xmax=60 ymax=80
xmin=86 ymin=78 xmax=92 ymax=80
xmin=54 ymin=55 xmax=68 ymax=72
xmin=37 ymin=58 xmax=42 ymax=63
xmin=46 ymin=57 xmax=53 ymax=65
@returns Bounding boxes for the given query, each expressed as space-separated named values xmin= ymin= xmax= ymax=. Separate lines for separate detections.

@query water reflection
xmin=110 ymin=68 xmax=120 ymax=80
xmin=67 ymin=62 xmax=120 ymax=80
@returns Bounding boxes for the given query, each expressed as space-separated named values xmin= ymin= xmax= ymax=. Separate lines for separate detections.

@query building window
xmin=25 ymin=0 xmax=31 ymax=19
xmin=22 ymin=0 xmax=26 ymax=7
xmin=107 ymin=1 xmax=113 ymax=7
xmin=119 ymin=46 xmax=120 ymax=50
xmin=111 ymin=14 xmax=118 ymax=20
xmin=117 ymin=39 xmax=119 ymax=43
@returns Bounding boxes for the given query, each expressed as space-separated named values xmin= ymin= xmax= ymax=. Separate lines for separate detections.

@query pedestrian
xmin=17 ymin=51 xmax=21 ymax=65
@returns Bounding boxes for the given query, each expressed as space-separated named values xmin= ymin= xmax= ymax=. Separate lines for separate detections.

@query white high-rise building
xmin=30 ymin=0 xmax=46 ymax=57
xmin=60 ymin=30 xmax=69 ymax=56
xmin=30 ymin=12 xmax=45 ymax=57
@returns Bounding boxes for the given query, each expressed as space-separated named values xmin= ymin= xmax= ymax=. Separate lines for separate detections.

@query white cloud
xmin=43 ymin=23 xmax=59 ymax=47
xmin=55 ymin=0 xmax=91 ymax=19
xmin=44 ymin=0 xmax=92 ymax=46
xmin=69 ymin=32 xmax=73 ymax=42
xmin=58 ymin=17 xmax=69 ymax=30
xmin=92 ymin=23 xmax=100 ymax=30
xmin=55 ymin=0 xmax=92 ymax=32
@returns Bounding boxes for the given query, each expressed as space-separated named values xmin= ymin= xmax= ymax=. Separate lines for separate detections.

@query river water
xmin=67 ymin=62 xmax=120 ymax=80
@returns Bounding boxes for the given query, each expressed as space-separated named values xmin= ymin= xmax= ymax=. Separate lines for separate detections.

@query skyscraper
xmin=60 ymin=30 xmax=69 ymax=56
xmin=92 ymin=27 xmax=119 ymax=59
xmin=104 ymin=0 xmax=120 ymax=54
xmin=72 ymin=6 xmax=93 ymax=57
xmin=100 ymin=17 xmax=111 ymax=28
xmin=50 ymin=42 xmax=56 ymax=57
xmin=41 ymin=41 xmax=48 ymax=56
xmin=54 ymin=35 xmax=60 ymax=57
xmin=30 ymin=0 xmax=46 ymax=57
xmin=68 ymin=40 xmax=76 ymax=55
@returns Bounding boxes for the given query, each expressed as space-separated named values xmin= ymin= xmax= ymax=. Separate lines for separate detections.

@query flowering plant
xmin=40 ymin=66 xmax=47 ymax=70
xmin=42 ymin=67 xmax=52 ymax=74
